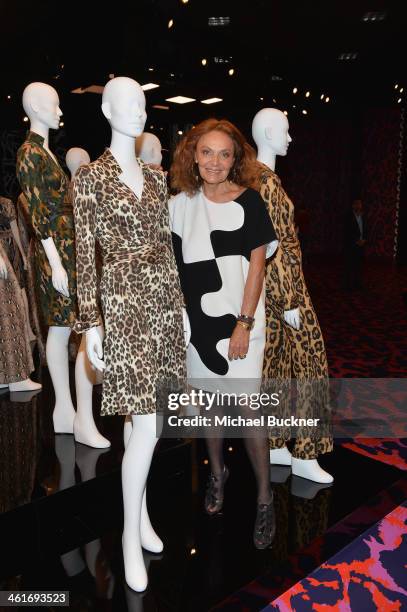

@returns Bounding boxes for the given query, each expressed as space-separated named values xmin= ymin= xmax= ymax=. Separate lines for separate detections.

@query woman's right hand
xmin=51 ymin=264 xmax=69 ymax=297
xmin=85 ymin=327 xmax=105 ymax=372
xmin=0 ymin=254 xmax=8 ymax=280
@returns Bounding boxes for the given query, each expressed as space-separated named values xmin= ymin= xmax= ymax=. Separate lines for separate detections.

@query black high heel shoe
xmin=204 ymin=466 xmax=229 ymax=515
xmin=253 ymin=493 xmax=276 ymax=549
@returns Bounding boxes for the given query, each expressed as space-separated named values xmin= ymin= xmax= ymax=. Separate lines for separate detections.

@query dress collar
xmin=26 ymin=131 xmax=45 ymax=146
xmin=101 ymin=148 xmax=145 ymax=177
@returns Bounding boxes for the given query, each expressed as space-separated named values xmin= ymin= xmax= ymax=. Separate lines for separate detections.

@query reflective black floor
xmin=0 ymin=369 xmax=403 ymax=611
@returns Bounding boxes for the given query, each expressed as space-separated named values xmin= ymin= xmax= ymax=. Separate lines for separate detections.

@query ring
xmin=239 ymin=354 xmax=246 ymax=359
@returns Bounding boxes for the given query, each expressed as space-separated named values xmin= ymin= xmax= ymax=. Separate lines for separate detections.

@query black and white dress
xmin=169 ymin=187 xmax=277 ymax=387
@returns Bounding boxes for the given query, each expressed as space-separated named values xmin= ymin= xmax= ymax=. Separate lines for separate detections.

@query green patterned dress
xmin=16 ymin=131 xmax=77 ymax=327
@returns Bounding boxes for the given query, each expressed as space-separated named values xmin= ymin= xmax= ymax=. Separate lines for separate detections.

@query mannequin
xmin=16 ymin=82 xmax=109 ymax=449
xmin=73 ymin=77 xmax=186 ymax=592
xmin=252 ymin=108 xmax=333 ymax=484
xmin=135 ymin=132 xmax=163 ymax=166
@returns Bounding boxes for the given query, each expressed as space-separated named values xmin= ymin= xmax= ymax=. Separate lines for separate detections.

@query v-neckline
xmin=107 ymin=148 xmax=145 ymax=202
xmin=42 ymin=145 xmax=64 ymax=173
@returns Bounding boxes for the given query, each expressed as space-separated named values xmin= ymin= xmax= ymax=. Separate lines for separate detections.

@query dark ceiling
xmin=0 ymin=0 xmax=406 ymax=152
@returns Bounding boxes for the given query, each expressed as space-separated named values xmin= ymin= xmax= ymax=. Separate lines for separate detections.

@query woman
xmin=170 ymin=119 xmax=278 ymax=548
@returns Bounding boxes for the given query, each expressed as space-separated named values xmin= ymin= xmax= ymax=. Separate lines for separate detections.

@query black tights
xmin=204 ymin=404 xmax=272 ymax=505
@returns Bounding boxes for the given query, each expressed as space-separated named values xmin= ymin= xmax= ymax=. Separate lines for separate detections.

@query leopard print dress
xmin=257 ymin=165 xmax=332 ymax=459
xmin=73 ymin=149 xmax=186 ymax=416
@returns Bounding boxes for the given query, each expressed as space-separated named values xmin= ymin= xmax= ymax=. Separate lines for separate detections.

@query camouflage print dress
xmin=16 ymin=131 xmax=77 ymax=327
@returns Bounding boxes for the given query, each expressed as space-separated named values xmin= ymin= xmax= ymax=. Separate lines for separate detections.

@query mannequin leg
xmin=21 ymin=287 xmax=36 ymax=342
xmin=73 ymin=330 xmax=110 ymax=448
xmin=122 ymin=413 xmax=160 ymax=592
xmin=46 ymin=326 xmax=76 ymax=433
xmin=123 ymin=414 xmax=163 ymax=554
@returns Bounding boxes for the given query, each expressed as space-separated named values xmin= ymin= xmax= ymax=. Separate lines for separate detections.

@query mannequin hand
xmin=0 ymin=255 xmax=8 ymax=280
xmin=284 ymin=307 xmax=300 ymax=330
xmin=228 ymin=325 xmax=250 ymax=361
xmin=182 ymin=307 xmax=191 ymax=348
xmin=51 ymin=264 xmax=69 ymax=297
xmin=85 ymin=327 xmax=105 ymax=372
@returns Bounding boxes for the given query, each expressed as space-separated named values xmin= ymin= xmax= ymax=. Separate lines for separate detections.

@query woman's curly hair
xmin=170 ymin=118 xmax=259 ymax=196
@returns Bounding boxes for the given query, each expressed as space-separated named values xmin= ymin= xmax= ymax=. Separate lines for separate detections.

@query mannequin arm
xmin=41 ymin=236 xmax=69 ymax=297
xmin=0 ymin=252 xmax=8 ymax=279
xmin=72 ymin=166 xmax=101 ymax=333
xmin=10 ymin=219 xmax=28 ymax=268
xmin=182 ymin=307 xmax=191 ymax=347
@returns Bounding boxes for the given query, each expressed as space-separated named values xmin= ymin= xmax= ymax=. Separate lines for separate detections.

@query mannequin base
xmin=122 ymin=534 xmax=148 ymax=593
xmin=269 ymin=447 xmax=292 ymax=465
xmin=1 ymin=379 xmax=42 ymax=392
xmin=73 ymin=414 xmax=111 ymax=449
xmin=291 ymin=457 xmax=334 ymax=484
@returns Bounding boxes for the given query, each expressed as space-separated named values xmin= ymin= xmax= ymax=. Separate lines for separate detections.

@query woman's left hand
xmin=228 ymin=324 xmax=250 ymax=360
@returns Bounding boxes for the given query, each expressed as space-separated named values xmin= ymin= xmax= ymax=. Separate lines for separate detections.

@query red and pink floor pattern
xmin=268 ymin=501 xmax=407 ymax=611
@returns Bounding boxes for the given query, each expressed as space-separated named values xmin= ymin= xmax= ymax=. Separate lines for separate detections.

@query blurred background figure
xmin=343 ymin=199 xmax=366 ymax=291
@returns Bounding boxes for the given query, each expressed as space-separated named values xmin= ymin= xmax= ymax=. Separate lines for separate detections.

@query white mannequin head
xmin=102 ymin=77 xmax=146 ymax=138
xmin=66 ymin=147 xmax=91 ymax=180
xmin=22 ymin=82 xmax=62 ymax=132
xmin=135 ymin=132 xmax=163 ymax=165
xmin=252 ymin=108 xmax=292 ymax=169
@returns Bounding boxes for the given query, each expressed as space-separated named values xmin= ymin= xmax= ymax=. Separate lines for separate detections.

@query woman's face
xmin=195 ymin=130 xmax=235 ymax=185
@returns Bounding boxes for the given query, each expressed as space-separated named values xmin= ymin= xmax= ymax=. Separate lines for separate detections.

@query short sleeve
xmin=243 ymin=189 xmax=278 ymax=258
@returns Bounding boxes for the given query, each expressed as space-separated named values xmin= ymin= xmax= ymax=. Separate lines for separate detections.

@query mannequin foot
xmin=291 ymin=458 xmax=333 ymax=484
xmin=73 ymin=414 xmax=111 ymax=449
xmin=53 ymin=404 xmax=76 ymax=435
xmin=122 ymin=534 xmax=148 ymax=592
xmin=9 ymin=378 xmax=42 ymax=392
xmin=269 ymin=447 xmax=292 ymax=466
xmin=141 ymin=516 xmax=163 ymax=553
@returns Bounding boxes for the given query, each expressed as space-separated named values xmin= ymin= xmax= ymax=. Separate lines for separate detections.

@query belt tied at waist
xmin=104 ymin=244 xmax=167 ymax=266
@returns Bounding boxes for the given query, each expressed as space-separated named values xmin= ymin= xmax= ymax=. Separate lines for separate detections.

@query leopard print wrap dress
xmin=73 ymin=149 xmax=186 ymax=416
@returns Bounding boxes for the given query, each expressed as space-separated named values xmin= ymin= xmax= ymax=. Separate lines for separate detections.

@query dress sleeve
xmin=16 ymin=144 xmax=55 ymax=240
xmin=154 ymin=173 xmax=185 ymax=308
xmin=72 ymin=165 xmax=101 ymax=333
xmin=259 ymin=174 xmax=300 ymax=311
xmin=244 ymin=189 xmax=278 ymax=258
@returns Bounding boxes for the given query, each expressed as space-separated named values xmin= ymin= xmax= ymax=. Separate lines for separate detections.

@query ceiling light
xmin=168 ymin=19 xmax=174 ymax=28
xmin=398 ymin=98 xmax=402 ymax=104
xmin=23 ymin=116 xmax=28 ymax=122
xmin=208 ymin=16 xmax=230 ymax=26
xmin=201 ymin=58 xmax=207 ymax=66
xmin=283 ymin=110 xmax=288 ymax=116
xmin=305 ymin=91 xmax=310 ymax=98
xmin=338 ymin=52 xmax=358 ymax=60
xmin=260 ymin=97 xmax=264 ymax=101
xmin=394 ymin=84 xmax=399 ymax=89
xmin=148 ymin=67 xmax=154 ymax=72
xmin=362 ymin=11 xmax=386 ymax=22
xmin=201 ymin=97 xmax=223 ymax=104
xmin=190 ymin=548 xmax=196 ymax=555
xmin=400 ymin=88 xmax=404 ymax=93
xmin=166 ymin=95 xmax=196 ymax=104
xmin=320 ymin=94 xmax=325 ymax=100
xmin=59 ymin=121 xmax=64 ymax=127
xmin=228 ymin=446 xmax=233 ymax=451
xmin=203 ymin=459 xmax=209 ymax=465
xmin=177 ymin=130 xmax=183 ymax=135
xmin=150 ymin=125 xmax=154 ymax=129
xmin=293 ymin=87 xmax=298 ymax=94
xmin=7 ymin=95 xmax=11 ymax=99
xmin=273 ymin=98 xmax=277 ymax=103
xmin=302 ymin=110 xmax=307 ymax=115
xmin=181 ymin=0 xmax=189 ymax=3
xmin=325 ymin=96 xmax=330 ymax=103
xmin=152 ymin=104 xmax=169 ymax=110
xmin=228 ymin=68 xmax=235 ymax=76
xmin=141 ymin=83 xmax=159 ymax=91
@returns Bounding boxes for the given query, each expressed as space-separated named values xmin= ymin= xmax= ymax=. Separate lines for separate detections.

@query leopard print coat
xmin=257 ymin=166 xmax=332 ymax=458
xmin=73 ymin=149 xmax=186 ymax=416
